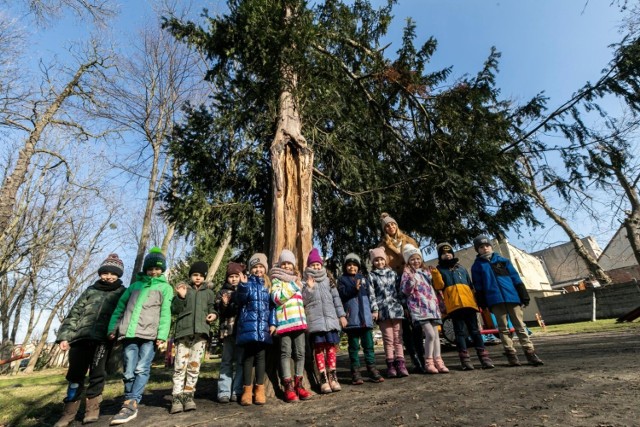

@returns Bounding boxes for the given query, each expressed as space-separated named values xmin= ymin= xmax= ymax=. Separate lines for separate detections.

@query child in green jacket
xmin=170 ymin=261 xmax=217 ymax=414
xmin=54 ymin=254 xmax=126 ymax=427
xmin=107 ymin=247 xmax=174 ymax=425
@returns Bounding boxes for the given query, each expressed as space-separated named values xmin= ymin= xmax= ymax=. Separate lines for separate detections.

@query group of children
xmin=53 ymin=214 xmax=544 ymax=426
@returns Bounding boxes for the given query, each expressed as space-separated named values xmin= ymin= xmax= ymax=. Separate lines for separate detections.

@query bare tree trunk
xmin=612 ymin=162 xmax=640 ymax=268
xmin=522 ymin=159 xmax=612 ymax=285
xmin=131 ymin=148 xmax=161 ymax=281
xmin=208 ymin=231 xmax=232 ymax=280
xmin=0 ymin=59 xmax=99 ymax=240
xmin=9 ymin=285 xmax=29 ymax=343
xmin=269 ymin=59 xmax=313 ymax=267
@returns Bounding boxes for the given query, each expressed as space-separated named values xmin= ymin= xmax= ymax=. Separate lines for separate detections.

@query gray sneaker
xmin=110 ymin=400 xmax=137 ymax=425
xmin=218 ymin=395 xmax=230 ymax=404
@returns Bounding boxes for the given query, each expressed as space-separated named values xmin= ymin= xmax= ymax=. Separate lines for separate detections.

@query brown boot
xmin=83 ymin=395 xmax=102 ymax=424
xmin=254 ymin=384 xmax=266 ymax=405
xmin=328 ymin=370 xmax=341 ymax=392
xmin=54 ymin=400 xmax=81 ymax=427
xmin=524 ymin=349 xmax=544 ymax=366
xmin=504 ymin=349 xmax=521 ymax=366
xmin=240 ymin=385 xmax=253 ymax=406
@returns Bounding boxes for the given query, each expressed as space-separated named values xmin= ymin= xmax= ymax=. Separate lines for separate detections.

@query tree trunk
xmin=522 ymin=159 xmax=612 ymax=285
xmin=612 ymin=163 xmax=640 ymax=268
xmin=269 ymin=67 xmax=313 ymax=267
xmin=208 ymin=231 xmax=232 ymax=280
xmin=131 ymin=147 xmax=161 ymax=281
xmin=0 ymin=59 xmax=99 ymax=240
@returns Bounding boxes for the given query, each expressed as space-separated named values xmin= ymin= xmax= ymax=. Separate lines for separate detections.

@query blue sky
xmin=24 ymin=0 xmax=627 ymax=252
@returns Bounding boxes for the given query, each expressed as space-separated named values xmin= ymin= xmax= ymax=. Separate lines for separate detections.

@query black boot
xmin=410 ymin=353 xmax=426 ymax=374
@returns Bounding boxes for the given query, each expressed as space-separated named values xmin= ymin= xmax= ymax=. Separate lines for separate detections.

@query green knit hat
xmin=143 ymin=247 xmax=167 ymax=272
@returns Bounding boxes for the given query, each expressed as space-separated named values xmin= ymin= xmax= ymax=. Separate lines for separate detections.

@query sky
xmin=4 ymin=0 xmax=630 ymax=343
xmin=18 ymin=0 xmax=628 ymax=252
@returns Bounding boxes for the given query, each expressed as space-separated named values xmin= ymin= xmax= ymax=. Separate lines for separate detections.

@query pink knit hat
xmin=307 ymin=248 xmax=323 ymax=266
xmin=369 ymin=247 xmax=387 ymax=263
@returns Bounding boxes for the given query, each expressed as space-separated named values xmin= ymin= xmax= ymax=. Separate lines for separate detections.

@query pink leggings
xmin=313 ymin=343 xmax=337 ymax=371
xmin=379 ymin=319 xmax=404 ymax=360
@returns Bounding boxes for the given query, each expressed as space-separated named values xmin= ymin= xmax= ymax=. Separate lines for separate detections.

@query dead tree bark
xmin=207 ymin=231 xmax=232 ymax=280
xmin=609 ymin=153 xmax=640 ymax=268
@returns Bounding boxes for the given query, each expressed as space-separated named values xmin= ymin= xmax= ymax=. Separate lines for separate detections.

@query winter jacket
xmin=56 ymin=279 xmax=125 ymax=344
xmin=400 ymin=268 xmax=441 ymax=322
xmin=171 ymin=282 xmax=217 ymax=340
xmin=432 ymin=264 xmax=479 ymax=314
xmin=271 ymin=276 xmax=307 ymax=335
xmin=302 ymin=268 xmax=345 ymax=334
xmin=108 ymin=273 xmax=174 ymax=341
xmin=379 ymin=234 xmax=419 ymax=276
xmin=471 ymin=253 xmax=530 ymax=309
xmin=368 ymin=268 xmax=404 ymax=322
xmin=236 ymin=275 xmax=276 ymax=346
xmin=215 ymin=283 xmax=240 ymax=339
xmin=338 ymin=273 xmax=376 ymax=330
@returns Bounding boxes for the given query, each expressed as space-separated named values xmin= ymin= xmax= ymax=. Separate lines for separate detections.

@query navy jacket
xmin=235 ymin=275 xmax=276 ymax=346
xmin=338 ymin=273 xmax=375 ymax=330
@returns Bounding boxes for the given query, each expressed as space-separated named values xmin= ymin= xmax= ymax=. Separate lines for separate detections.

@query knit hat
xmin=473 ymin=235 xmax=492 ymax=252
xmin=143 ymin=247 xmax=167 ymax=272
xmin=307 ymin=248 xmax=323 ymax=266
xmin=248 ymin=253 xmax=268 ymax=271
xmin=98 ymin=253 xmax=124 ymax=277
xmin=278 ymin=249 xmax=297 ymax=267
xmin=189 ymin=261 xmax=208 ymax=278
xmin=437 ymin=242 xmax=454 ymax=258
xmin=380 ymin=212 xmax=397 ymax=229
xmin=344 ymin=253 xmax=361 ymax=267
xmin=369 ymin=247 xmax=387 ymax=263
xmin=226 ymin=262 xmax=245 ymax=277
xmin=402 ymin=244 xmax=422 ymax=264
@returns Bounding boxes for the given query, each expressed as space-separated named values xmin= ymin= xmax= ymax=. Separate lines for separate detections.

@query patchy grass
xmin=529 ymin=317 xmax=640 ymax=335
xmin=0 ymin=358 xmax=219 ymax=426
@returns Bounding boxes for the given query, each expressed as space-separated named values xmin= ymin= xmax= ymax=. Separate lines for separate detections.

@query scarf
xmin=438 ymin=258 xmax=459 ymax=269
xmin=270 ymin=266 xmax=299 ymax=283
xmin=94 ymin=278 xmax=123 ymax=292
xmin=304 ymin=266 xmax=327 ymax=283
xmin=480 ymin=252 xmax=493 ymax=261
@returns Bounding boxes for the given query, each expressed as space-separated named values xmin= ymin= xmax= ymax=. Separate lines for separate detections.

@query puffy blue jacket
xmin=235 ymin=275 xmax=276 ymax=346
xmin=338 ymin=273 xmax=375 ymax=330
xmin=471 ymin=253 xmax=529 ymax=308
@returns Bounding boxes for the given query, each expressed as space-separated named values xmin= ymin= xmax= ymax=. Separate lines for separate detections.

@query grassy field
xmin=1 ymin=319 xmax=639 ymax=426
xmin=0 ymin=359 xmax=219 ymax=427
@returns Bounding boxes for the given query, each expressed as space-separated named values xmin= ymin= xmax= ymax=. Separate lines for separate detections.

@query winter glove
xmin=515 ymin=283 xmax=530 ymax=307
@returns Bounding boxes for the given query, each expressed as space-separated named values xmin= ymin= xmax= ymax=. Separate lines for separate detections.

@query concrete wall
xmin=536 ymin=281 xmax=640 ymax=325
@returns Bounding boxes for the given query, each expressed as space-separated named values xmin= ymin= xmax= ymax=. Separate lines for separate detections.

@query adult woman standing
xmin=378 ymin=213 xmax=426 ymax=373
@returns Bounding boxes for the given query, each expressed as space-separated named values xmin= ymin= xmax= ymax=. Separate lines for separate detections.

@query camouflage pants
xmin=172 ymin=335 xmax=207 ymax=395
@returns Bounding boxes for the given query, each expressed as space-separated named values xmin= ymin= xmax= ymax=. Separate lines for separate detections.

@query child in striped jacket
xmin=270 ymin=249 xmax=311 ymax=403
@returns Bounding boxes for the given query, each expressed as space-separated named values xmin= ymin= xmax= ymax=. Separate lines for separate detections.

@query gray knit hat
xmin=248 ymin=253 xmax=268 ymax=271
xmin=278 ymin=249 xmax=297 ymax=267
xmin=473 ymin=235 xmax=492 ymax=251
xmin=380 ymin=212 xmax=397 ymax=229
xmin=344 ymin=253 xmax=361 ymax=267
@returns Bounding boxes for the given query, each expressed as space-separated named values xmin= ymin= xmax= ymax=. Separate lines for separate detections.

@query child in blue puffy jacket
xmin=236 ymin=253 xmax=276 ymax=406
xmin=470 ymin=235 xmax=543 ymax=367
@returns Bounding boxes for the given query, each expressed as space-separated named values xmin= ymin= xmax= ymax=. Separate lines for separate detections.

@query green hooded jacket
xmin=171 ymin=282 xmax=217 ymax=340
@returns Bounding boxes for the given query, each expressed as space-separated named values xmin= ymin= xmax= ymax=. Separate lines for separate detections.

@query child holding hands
xmin=170 ymin=261 xmax=217 ymax=414
xmin=338 ymin=253 xmax=384 ymax=385
xmin=400 ymin=244 xmax=449 ymax=374
xmin=270 ymin=249 xmax=311 ymax=402
xmin=302 ymin=248 xmax=347 ymax=393
xmin=368 ymin=247 xmax=408 ymax=378
xmin=236 ymin=253 xmax=276 ymax=406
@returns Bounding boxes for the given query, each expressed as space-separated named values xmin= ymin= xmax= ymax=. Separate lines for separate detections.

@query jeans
xmin=279 ymin=330 xmax=305 ymax=378
xmin=450 ymin=308 xmax=485 ymax=352
xmin=218 ymin=336 xmax=244 ymax=399
xmin=122 ymin=338 xmax=156 ymax=403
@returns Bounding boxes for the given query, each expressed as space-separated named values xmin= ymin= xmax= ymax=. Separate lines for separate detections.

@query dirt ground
xmin=44 ymin=330 xmax=640 ymax=427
